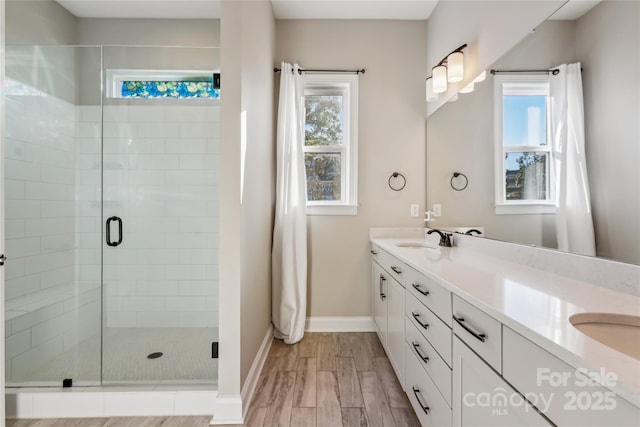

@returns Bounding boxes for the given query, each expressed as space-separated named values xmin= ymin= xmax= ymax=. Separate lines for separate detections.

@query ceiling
xmin=56 ymin=0 xmax=437 ymax=20
xmin=271 ymin=0 xmax=438 ymax=20
xmin=55 ymin=0 xmax=599 ymax=21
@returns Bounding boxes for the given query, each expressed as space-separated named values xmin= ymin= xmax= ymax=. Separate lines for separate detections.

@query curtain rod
xmin=491 ymin=68 xmax=560 ymax=75
xmin=274 ymin=67 xmax=365 ymax=75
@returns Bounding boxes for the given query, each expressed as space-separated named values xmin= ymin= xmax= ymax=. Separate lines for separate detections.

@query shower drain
xmin=147 ymin=352 xmax=163 ymax=359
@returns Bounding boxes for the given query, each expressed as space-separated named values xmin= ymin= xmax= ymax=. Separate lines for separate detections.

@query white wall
xmin=426 ymin=20 xmax=576 ymax=248
xmin=576 ymin=0 xmax=640 ymax=265
xmin=238 ymin=3 xmax=276 ymax=389
xmin=76 ymin=18 xmax=220 ymax=47
xmin=425 ymin=0 xmax=565 ymax=116
xmin=3 ymin=46 xmax=102 ymax=383
xmin=217 ymin=1 xmax=276 ymax=414
xmin=5 ymin=0 xmax=76 ymax=45
xmin=276 ymin=20 xmax=427 ymax=317
xmin=76 ymin=104 xmax=220 ymax=329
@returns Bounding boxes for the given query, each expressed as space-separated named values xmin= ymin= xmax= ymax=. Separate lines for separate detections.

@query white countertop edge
xmin=370 ymin=236 xmax=640 ymax=408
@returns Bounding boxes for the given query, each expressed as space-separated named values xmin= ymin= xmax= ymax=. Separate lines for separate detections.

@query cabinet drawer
xmin=452 ymin=295 xmax=502 ymax=372
xmin=503 ymin=327 xmax=640 ymax=426
xmin=376 ymin=248 xmax=406 ymax=287
xmin=370 ymin=243 xmax=382 ymax=261
xmin=405 ymin=265 xmax=452 ymax=327
xmin=453 ymin=336 xmax=552 ymax=427
xmin=406 ymin=341 xmax=452 ymax=427
xmin=406 ymin=316 xmax=452 ymax=406
xmin=407 ymin=292 xmax=452 ymax=366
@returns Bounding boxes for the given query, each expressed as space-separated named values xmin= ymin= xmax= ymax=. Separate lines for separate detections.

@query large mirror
xmin=426 ymin=0 xmax=639 ymax=265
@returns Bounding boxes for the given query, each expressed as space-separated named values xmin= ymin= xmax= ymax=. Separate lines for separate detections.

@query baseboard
xmin=240 ymin=324 xmax=274 ymax=420
xmin=6 ymin=388 xmax=217 ymax=419
xmin=305 ymin=316 xmax=376 ymax=332
xmin=210 ymin=394 xmax=243 ymax=425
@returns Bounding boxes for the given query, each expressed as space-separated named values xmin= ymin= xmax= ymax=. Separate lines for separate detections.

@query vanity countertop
xmin=370 ymin=236 xmax=640 ymax=408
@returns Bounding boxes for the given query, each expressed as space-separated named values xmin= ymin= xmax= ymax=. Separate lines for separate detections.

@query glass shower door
xmin=101 ymin=46 xmax=219 ymax=384
xmin=3 ymin=45 xmax=103 ymax=386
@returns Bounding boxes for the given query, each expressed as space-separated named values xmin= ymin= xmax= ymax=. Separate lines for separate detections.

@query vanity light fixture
xmin=447 ymin=51 xmax=464 ymax=83
xmin=473 ymin=70 xmax=487 ymax=83
xmin=460 ymin=82 xmax=475 ymax=94
xmin=427 ymin=43 xmax=467 ymax=98
xmin=432 ymin=65 xmax=448 ymax=93
xmin=425 ymin=77 xmax=439 ymax=102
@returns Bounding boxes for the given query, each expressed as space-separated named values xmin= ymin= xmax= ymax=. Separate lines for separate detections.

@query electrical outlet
xmin=410 ymin=204 xmax=419 ymax=217
xmin=433 ymin=204 xmax=442 ymax=217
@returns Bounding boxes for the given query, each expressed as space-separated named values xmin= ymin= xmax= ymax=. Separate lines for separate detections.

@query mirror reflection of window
xmin=495 ymin=77 xmax=553 ymax=210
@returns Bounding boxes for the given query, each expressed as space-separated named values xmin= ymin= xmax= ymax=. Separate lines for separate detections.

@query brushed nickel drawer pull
xmin=412 ymin=312 xmax=429 ymax=330
xmin=412 ymin=283 xmax=430 ymax=296
xmin=412 ymin=341 xmax=429 ymax=363
xmin=453 ymin=315 xmax=487 ymax=342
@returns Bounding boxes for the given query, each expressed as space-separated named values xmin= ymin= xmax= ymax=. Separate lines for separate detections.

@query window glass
xmin=503 ymin=95 xmax=547 ymax=146
xmin=304 ymin=95 xmax=343 ymax=146
xmin=121 ymin=81 xmax=220 ymax=99
xmin=305 ymin=153 xmax=342 ymax=201
xmin=504 ymin=152 xmax=548 ymax=201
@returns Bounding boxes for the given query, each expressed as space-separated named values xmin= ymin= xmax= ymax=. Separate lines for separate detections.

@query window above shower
xmin=106 ymin=70 xmax=221 ymax=99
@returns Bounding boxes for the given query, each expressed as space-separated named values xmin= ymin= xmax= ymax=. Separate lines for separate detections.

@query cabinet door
xmin=386 ymin=276 xmax=404 ymax=386
xmin=372 ymin=262 xmax=387 ymax=346
xmin=452 ymin=337 xmax=552 ymax=427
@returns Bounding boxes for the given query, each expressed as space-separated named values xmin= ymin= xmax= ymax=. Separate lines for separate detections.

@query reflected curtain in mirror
xmin=550 ymin=63 xmax=595 ymax=256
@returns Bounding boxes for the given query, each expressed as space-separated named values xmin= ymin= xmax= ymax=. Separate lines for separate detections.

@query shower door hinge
xmin=211 ymin=342 xmax=219 ymax=359
xmin=63 ymin=378 xmax=73 ymax=388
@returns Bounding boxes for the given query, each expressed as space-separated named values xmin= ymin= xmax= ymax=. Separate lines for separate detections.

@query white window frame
xmin=105 ymin=69 xmax=219 ymax=98
xmin=494 ymin=74 xmax=555 ymax=215
xmin=303 ymin=74 xmax=358 ymax=216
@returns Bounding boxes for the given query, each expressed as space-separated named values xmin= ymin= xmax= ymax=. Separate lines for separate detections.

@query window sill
xmin=306 ymin=204 xmax=358 ymax=216
xmin=495 ymin=204 xmax=556 ymax=215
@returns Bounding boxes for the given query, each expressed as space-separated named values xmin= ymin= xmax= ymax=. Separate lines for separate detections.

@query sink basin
xmin=570 ymin=313 xmax=640 ymax=360
xmin=395 ymin=242 xmax=437 ymax=249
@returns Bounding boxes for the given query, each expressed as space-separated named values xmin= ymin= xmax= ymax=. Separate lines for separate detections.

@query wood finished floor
xmin=6 ymin=332 xmax=420 ymax=427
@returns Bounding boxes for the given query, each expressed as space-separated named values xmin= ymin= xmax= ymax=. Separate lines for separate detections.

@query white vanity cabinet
xmin=370 ymin=245 xmax=405 ymax=385
xmin=503 ymin=327 xmax=640 ymax=426
xmin=369 ymin=241 xmax=640 ymax=427
xmin=452 ymin=336 xmax=552 ymax=427
xmin=371 ymin=259 xmax=388 ymax=345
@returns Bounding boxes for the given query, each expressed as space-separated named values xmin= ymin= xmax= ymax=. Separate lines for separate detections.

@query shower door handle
xmin=106 ymin=216 xmax=123 ymax=247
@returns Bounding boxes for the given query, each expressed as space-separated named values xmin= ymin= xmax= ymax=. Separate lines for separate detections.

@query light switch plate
xmin=410 ymin=204 xmax=419 ymax=217
xmin=433 ymin=204 xmax=442 ymax=217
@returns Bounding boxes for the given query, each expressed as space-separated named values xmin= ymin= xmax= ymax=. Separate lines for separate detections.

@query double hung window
xmin=494 ymin=75 xmax=554 ymax=214
xmin=303 ymin=74 xmax=358 ymax=215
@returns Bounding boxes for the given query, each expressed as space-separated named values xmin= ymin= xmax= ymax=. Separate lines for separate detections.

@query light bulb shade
xmin=473 ymin=70 xmax=486 ymax=83
xmin=425 ymin=78 xmax=439 ymax=102
xmin=432 ymin=65 xmax=448 ymax=94
xmin=447 ymin=51 xmax=464 ymax=83
xmin=460 ymin=82 xmax=474 ymax=94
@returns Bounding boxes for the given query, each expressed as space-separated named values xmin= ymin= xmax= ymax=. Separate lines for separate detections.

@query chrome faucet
xmin=427 ymin=229 xmax=453 ymax=247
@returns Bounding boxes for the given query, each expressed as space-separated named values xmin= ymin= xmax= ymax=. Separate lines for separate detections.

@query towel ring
xmin=450 ymin=172 xmax=468 ymax=191
xmin=388 ymin=172 xmax=406 ymax=191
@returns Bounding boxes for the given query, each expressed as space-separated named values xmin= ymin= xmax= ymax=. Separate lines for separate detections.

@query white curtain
xmin=550 ymin=62 xmax=596 ymax=256
xmin=272 ymin=62 xmax=307 ymax=344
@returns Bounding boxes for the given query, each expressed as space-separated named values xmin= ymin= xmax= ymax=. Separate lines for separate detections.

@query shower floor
xmin=15 ymin=327 xmax=218 ymax=386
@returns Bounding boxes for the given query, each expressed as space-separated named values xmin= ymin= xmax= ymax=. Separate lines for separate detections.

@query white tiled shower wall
xmin=4 ymin=91 xmax=101 ymax=382
xmin=78 ymin=104 xmax=220 ymax=329
xmin=5 ymin=98 xmax=220 ymax=381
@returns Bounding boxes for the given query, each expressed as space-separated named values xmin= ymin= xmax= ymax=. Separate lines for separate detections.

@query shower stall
xmin=3 ymin=44 xmax=220 ymax=387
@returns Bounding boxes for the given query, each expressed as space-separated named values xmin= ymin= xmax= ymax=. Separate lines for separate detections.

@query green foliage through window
xmin=121 ymin=81 xmax=220 ymax=99
xmin=304 ymin=94 xmax=344 ymax=201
